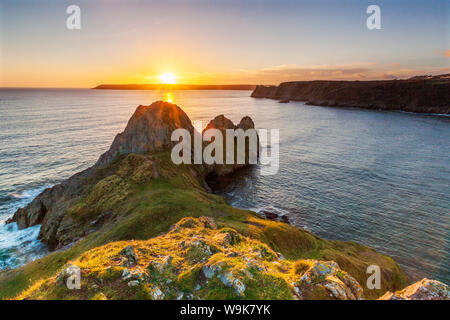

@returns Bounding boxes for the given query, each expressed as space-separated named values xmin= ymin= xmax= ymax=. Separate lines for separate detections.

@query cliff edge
xmin=0 ymin=101 xmax=429 ymax=300
xmin=251 ymin=75 xmax=450 ymax=114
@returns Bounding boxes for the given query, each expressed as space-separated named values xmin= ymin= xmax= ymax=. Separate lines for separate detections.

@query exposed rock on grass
xmin=56 ymin=264 xmax=80 ymax=286
xmin=15 ymin=217 xmax=380 ymax=300
xmin=0 ymin=102 xmax=412 ymax=300
xmin=291 ymin=260 xmax=363 ymax=300
xmin=119 ymin=245 xmax=138 ymax=267
xmin=379 ymin=278 xmax=449 ymax=300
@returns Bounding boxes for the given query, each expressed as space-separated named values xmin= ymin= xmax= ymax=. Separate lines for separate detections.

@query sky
xmin=0 ymin=0 xmax=448 ymax=87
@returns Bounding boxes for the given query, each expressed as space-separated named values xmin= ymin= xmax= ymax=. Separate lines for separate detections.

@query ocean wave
xmin=0 ymin=185 xmax=52 ymax=269
xmin=0 ymin=185 xmax=52 ymax=222
xmin=0 ymin=222 xmax=48 ymax=270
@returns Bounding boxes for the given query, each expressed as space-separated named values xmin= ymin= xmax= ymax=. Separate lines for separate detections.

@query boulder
xmin=119 ymin=245 xmax=138 ymax=267
xmin=379 ymin=278 xmax=449 ymax=300
xmin=260 ymin=209 xmax=290 ymax=224
xmin=292 ymin=260 xmax=363 ymax=300
xmin=56 ymin=264 xmax=81 ymax=287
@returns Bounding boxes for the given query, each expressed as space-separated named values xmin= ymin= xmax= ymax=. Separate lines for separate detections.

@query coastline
xmin=93 ymin=84 xmax=256 ymax=91
xmin=0 ymin=101 xmax=414 ymax=300
xmin=251 ymin=76 xmax=450 ymax=115
xmin=0 ymin=98 xmax=446 ymax=298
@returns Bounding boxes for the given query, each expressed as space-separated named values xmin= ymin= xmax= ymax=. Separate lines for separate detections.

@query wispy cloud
xmin=433 ymin=49 xmax=450 ymax=58
xmin=185 ymin=63 xmax=450 ymax=85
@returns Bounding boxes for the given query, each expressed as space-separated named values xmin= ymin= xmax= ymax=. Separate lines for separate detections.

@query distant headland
xmin=93 ymin=84 xmax=256 ymax=90
xmin=251 ymin=74 xmax=450 ymax=114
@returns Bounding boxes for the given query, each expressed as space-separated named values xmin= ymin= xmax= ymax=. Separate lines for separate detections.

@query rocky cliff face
xmin=6 ymin=101 xmax=257 ymax=250
xmin=202 ymin=115 xmax=258 ymax=176
xmin=4 ymin=101 xmax=446 ymax=300
xmin=251 ymin=76 xmax=450 ymax=114
xmin=96 ymin=102 xmax=195 ymax=167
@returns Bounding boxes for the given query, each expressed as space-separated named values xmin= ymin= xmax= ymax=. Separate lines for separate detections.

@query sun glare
xmin=164 ymin=92 xmax=174 ymax=103
xmin=160 ymin=72 xmax=176 ymax=84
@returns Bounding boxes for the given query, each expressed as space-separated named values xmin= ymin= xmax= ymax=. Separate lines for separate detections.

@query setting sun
xmin=163 ymin=92 xmax=174 ymax=103
xmin=159 ymin=72 xmax=176 ymax=84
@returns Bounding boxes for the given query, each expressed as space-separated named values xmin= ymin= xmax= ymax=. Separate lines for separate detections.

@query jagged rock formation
xmin=96 ymin=102 xmax=194 ymax=167
xmin=251 ymin=76 xmax=450 ymax=114
xmin=6 ymin=101 xmax=256 ymax=250
xmin=203 ymin=115 xmax=258 ymax=176
xmin=4 ymin=100 xmax=440 ymax=301
xmin=379 ymin=278 xmax=449 ymax=300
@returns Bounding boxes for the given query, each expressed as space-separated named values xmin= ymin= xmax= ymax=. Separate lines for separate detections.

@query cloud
xmin=433 ymin=49 xmax=450 ymax=57
xmin=191 ymin=63 xmax=450 ymax=85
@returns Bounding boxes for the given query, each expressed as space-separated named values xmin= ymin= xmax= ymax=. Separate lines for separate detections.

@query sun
xmin=159 ymin=72 xmax=176 ymax=84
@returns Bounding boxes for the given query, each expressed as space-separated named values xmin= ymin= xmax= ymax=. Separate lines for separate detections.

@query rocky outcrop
xmin=7 ymin=101 xmax=441 ymax=301
xmin=202 ymin=114 xmax=259 ymax=176
xmin=291 ymin=260 xmax=363 ymax=300
xmin=96 ymin=101 xmax=194 ymax=167
xmin=6 ymin=101 xmax=257 ymax=250
xmin=259 ymin=209 xmax=290 ymax=224
xmin=379 ymin=278 xmax=449 ymax=300
xmin=251 ymin=76 xmax=450 ymax=114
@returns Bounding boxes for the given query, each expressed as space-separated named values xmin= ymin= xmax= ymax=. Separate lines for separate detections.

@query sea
xmin=0 ymin=88 xmax=448 ymax=284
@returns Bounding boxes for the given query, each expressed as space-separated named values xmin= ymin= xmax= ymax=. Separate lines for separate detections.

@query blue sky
xmin=0 ymin=0 xmax=448 ymax=87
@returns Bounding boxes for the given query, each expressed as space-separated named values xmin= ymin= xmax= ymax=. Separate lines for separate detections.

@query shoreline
xmin=0 ymin=100 xmax=446 ymax=300
xmin=251 ymin=76 xmax=450 ymax=115
xmin=0 ymin=101 xmax=412 ymax=299
xmin=264 ymin=98 xmax=450 ymax=117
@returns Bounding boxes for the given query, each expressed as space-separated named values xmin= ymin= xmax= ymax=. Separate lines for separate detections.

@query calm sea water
xmin=0 ymin=89 xmax=448 ymax=284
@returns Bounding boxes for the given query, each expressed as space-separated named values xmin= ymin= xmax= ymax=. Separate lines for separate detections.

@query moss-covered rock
xmin=14 ymin=217 xmax=369 ymax=300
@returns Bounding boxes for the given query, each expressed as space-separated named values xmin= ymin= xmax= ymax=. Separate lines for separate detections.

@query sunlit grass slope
xmin=0 ymin=151 xmax=408 ymax=299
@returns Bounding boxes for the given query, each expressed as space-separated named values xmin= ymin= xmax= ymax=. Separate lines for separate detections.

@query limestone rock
xmin=149 ymin=286 xmax=165 ymax=300
xmin=202 ymin=264 xmax=222 ymax=279
xmin=127 ymin=280 xmax=140 ymax=287
xmin=56 ymin=264 xmax=81 ymax=286
xmin=122 ymin=268 xmax=144 ymax=282
xmin=119 ymin=245 xmax=138 ymax=267
xmin=379 ymin=278 xmax=449 ymax=300
xmin=203 ymin=114 xmax=258 ymax=176
xmin=218 ymin=272 xmax=246 ymax=297
xmin=5 ymin=102 xmax=258 ymax=251
xmin=292 ymin=260 xmax=363 ymax=300
xmin=251 ymin=77 xmax=450 ymax=114
xmin=97 ymin=101 xmax=194 ymax=167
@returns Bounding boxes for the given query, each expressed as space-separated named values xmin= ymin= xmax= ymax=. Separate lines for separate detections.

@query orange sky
xmin=0 ymin=0 xmax=448 ymax=88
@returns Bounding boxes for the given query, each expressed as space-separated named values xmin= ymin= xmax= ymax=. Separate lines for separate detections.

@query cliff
xmin=251 ymin=75 xmax=450 ymax=114
xmin=1 ymin=101 xmax=440 ymax=300
xmin=5 ymin=101 xmax=254 ymax=250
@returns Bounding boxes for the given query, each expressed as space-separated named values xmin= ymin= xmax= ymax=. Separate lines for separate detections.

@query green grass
xmin=0 ymin=151 xmax=408 ymax=300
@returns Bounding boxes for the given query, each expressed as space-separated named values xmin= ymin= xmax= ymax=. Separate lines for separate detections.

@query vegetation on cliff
xmin=0 ymin=102 xmax=410 ymax=300
xmin=16 ymin=216 xmax=368 ymax=300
